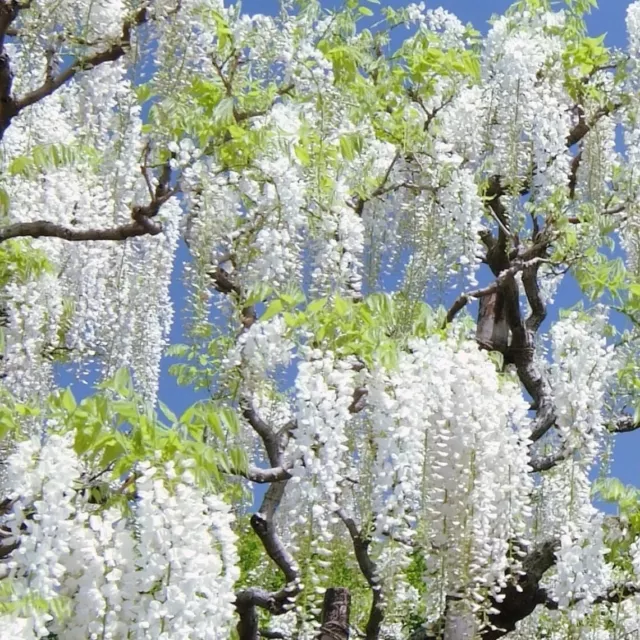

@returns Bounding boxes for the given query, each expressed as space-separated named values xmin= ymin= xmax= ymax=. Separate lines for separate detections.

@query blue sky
xmin=241 ymin=0 xmax=631 ymax=46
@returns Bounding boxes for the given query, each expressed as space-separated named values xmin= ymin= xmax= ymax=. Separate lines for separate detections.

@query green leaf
xmin=261 ymin=299 xmax=284 ymax=322
xmin=358 ymin=6 xmax=374 ymax=16
xmin=112 ymin=400 xmax=139 ymax=424
xmin=158 ymin=401 xmax=177 ymax=424
xmin=211 ymin=10 xmax=233 ymax=50
xmin=180 ymin=404 xmax=199 ymax=425
xmin=307 ymin=297 xmax=328 ymax=314
xmin=279 ymin=288 xmax=305 ymax=308
xmin=229 ymin=446 xmax=247 ymax=472
xmin=334 ymin=296 xmax=349 ymax=316
xmin=244 ymin=283 xmax=272 ymax=306
xmin=227 ymin=124 xmax=246 ymax=139
xmin=9 ymin=155 xmax=30 ymax=176
xmin=167 ymin=343 xmax=190 ymax=358
xmin=206 ymin=411 xmax=225 ymax=441
xmin=339 ymin=135 xmax=355 ymax=160
xmin=283 ymin=311 xmax=303 ymax=327
xmin=100 ymin=440 xmax=125 ymax=467
xmin=294 ymin=144 xmax=311 ymax=166
xmin=221 ymin=407 xmax=240 ymax=435
xmin=8 ymin=143 xmax=98 ymax=179
xmin=61 ymin=388 xmax=76 ymax=414
xmin=213 ymin=97 xmax=236 ymax=124
xmin=134 ymin=83 xmax=155 ymax=104
xmin=112 ymin=368 xmax=132 ymax=396
xmin=0 ymin=406 xmax=16 ymax=439
xmin=487 ymin=351 xmax=505 ymax=370
xmin=0 ymin=188 xmax=9 ymax=217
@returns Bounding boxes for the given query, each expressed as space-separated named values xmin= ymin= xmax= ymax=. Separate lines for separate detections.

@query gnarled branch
xmin=0 ymin=218 xmax=161 ymax=243
xmin=529 ymin=445 xmax=571 ymax=473
xmin=337 ymin=509 xmax=384 ymax=640
xmin=483 ymin=538 xmax=560 ymax=639
xmin=318 ymin=587 xmax=351 ymax=640
xmin=608 ymin=415 xmax=640 ymax=434
xmin=0 ymin=7 xmax=150 ymax=137
xmin=0 ymin=158 xmax=176 ymax=244
xmin=445 ymin=259 xmax=547 ymax=326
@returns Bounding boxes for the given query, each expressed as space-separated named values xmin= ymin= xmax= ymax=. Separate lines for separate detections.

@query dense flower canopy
xmin=2 ymin=0 xmax=640 ymax=638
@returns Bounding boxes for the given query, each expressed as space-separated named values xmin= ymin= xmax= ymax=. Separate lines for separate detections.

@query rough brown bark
xmin=475 ymin=291 xmax=508 ymax=353
xmin=318 ymin=587 xmax=351 ymax=640
xmin=336 ymin=509 xmax=383 ymax=639
xmin=443 ymin=596 xmax=475 ymax=640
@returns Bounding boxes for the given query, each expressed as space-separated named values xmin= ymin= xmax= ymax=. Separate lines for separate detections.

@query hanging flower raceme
xmin=286 ymin=350 xmax=359 ymax=513
xmin=229 ymin=316 xmax=294 ymax=387
xmin=621 ymin=3 xmax=640 ymax=275
xmin=0 ymin=57 xmax=179 ymax=402
xmin=628 ymin=1 xmax=640 ymax=58
xmin=552 ymin=517 xmax=612 ymax=614
xmin=366 ymin=335 xmax=532 ymax=619
xmin=126 ymin=461 xmax=240 ymax=640
xmin=408 ymin=163 xmax=485 ymax=290
xmin=482 ymin=10 xmax=571 ymax=195
xmin=549 ymin=309 xmax=616 ymax=460
xmin=531 ymin=311 xmax=617 ymax=616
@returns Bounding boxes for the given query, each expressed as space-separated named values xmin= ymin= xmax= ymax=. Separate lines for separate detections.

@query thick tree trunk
xmin=235 ymin=593 xmax=259 ymax=640
xmin=443 ymin=596 xmax=476 ymax=640
xmin=476 ymin=291 xmax=509 ymax=353
xmin=317 ymin=587 xmax=351 ymax=640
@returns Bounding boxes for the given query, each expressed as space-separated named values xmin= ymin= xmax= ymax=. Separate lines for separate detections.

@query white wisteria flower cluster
xmin=366 ymin=336 xmax=533 ymax=618
xmin=0 ymin=436 xmax=239 ymax=639
xmin=1 ymin=0 xmax=640 ymax=638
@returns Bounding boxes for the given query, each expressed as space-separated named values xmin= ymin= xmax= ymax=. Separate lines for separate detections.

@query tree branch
xmin=479 ymin=229 xmax=556 ymax=445
xmin=349 ymin=386 xmax=368 ymax=414
xmin=522 ymin=260 xmax=547 ymax=334
xmin=0 ymin=158 xmax=176 ymax=244
xmin=566 ymin=102 xmax=622 ymax=148
xmin=260 ymin=631 xmax=288 ymax=640
xmin=568 ymin=150 xmax=582 ymax=199
xmin=337 ymin=509 xmax=384 ymax=640
xmin=18 ymin=8 xmax=146 ymax=108
xmin=517 ymin=356 xmax=556 ymax=443
xmin=235 ymin=398 xmax=299 ymax=638
xmin=242 ymin=400 xmax=299 ymax=598
xmin=0 ymin=218 xmax=162 ymax=243
xmin=0 ymin=6 xmax=148 ymax=137
xmin=592 ymin=582 xmax=640 ymax=606
xmin=444 ymin=259 xmax=546 ymax=326
xmin=567 ymin=203 xmax=626 ymax=225
xmin=242 ymin=464 xmax=291 ymax=484
xmin=481 ymin=100 xmax=622 ymax=215
xmin=318 ymin=587 xmax=351 ymax=640
xmin=241 ymin=397 xmax=283 ymax=467
xmin=608 ymin=415 xmax=640 ymax=434
xmin=349 ymin=152 xmax=400 ymax=216
xmin=0 ymin=2 xmax=22 ymax=49
xmin=414 ymin=539 xmax=560 ymax=640
xmin=529 ymin=445 xmax=571 ymax=473
xmin=482 ymin=538 xmax=560 ymax=639
xmin=543 ymin=581 xmax=640 ymax=611
xmin=236 ymin=480 xmax=301 ymax=640
xmin=485 ymin=247 xmax=555 ymax=444
xmin=250 ymin=487 xmax=297 ymax=580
